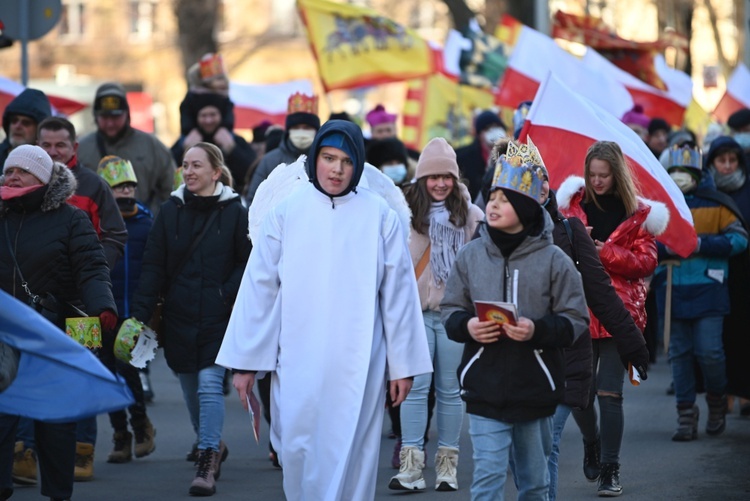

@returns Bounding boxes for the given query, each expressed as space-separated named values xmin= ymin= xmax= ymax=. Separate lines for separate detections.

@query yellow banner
xmin=298 ymin=0 xmax=435 ymax=91
xmin=403 ymin=73 xmax=494 ymax=151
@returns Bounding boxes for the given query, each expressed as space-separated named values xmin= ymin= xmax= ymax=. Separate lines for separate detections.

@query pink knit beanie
xmin=415 ymin=138 xmax=460 ymax=179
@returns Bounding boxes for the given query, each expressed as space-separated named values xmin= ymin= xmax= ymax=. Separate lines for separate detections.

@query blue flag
xmin=0 ymin=290 xmax=133 ymax=422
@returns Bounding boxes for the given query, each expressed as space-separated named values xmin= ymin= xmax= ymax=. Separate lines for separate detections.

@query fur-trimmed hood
xmin=556 ymin=175 xmax=669 ymax=237
xmin=0 ymin=162 xmax=77 ymax=214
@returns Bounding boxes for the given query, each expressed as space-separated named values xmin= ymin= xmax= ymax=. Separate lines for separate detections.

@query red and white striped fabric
xmin=518 ymin=72 xmax=697 ymax=258
xmin=581 ymin=50 xmax=689 ymax=126
xmin=0 ymin=76 xmax=87 ymax=117
xmin=495 ymin=25 xmax=633 ymax=119
xmin=714 ymin=63 xmax=750 ymax=123
xmin=229 ymin=80 xmax=314 ymax=130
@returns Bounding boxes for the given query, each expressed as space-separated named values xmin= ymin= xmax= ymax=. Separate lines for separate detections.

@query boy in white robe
xmin=217 ymin=119 xmax=432 ymax=501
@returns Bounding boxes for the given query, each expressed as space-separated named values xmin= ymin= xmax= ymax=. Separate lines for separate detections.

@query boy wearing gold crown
xmin=440 ymin=139 xmax=589 ymax=500
xmin=654 ymin=144 xmax=748 ymax=442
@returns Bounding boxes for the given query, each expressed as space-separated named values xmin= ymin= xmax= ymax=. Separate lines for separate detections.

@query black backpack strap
xmin=562 ymin=218 xmax=579 ymax=267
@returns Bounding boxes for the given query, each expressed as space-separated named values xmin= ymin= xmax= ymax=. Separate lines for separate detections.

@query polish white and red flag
xmin=0 ymin=76 xmax=87 ymax=117
xmin=713 ymin=63 xmax=750 ymax=123
xmin=495 ymin=25 xmax=633 ymax=119
xmin=229 ymin=80 xmax=314 ymax=130
xmin=581 ymin=50 xmax=690 ymax=126
xmin=518 ymin=72 xmax=697 ymax=258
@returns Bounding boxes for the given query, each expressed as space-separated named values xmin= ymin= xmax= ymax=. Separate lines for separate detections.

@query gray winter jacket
xmin=440 ymin=212 xmax=589 ymax=422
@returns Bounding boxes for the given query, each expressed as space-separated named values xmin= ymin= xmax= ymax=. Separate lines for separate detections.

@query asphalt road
xmin=10 ymin=350 xmax=750 ymax=500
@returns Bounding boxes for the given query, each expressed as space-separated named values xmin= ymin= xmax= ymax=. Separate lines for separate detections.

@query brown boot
xmin=107 ymin=431 xmax=133 ymax=463
xmin=132 ymin=417 xmax=156 ymax=458
xmin=12 ymin=441 xmax=37 ymax=485
xmin=74 ymin=442 xmax=95 ymax=482
xmin=189 ymin=449 xmax=217 ymax=496
xmin=211 ymin=441 xmax=228 ymax=481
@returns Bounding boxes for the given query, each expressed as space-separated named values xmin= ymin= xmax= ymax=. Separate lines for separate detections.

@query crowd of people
xmin=1 ymin=52 xmax=750 ymax=501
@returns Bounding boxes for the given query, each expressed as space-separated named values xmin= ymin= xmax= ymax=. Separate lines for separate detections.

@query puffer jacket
xmin=557 ymin=176 xmax=668 ymax=337
xmin=409 ymin=183 xmax=485 ymax=311
xmin=0 ymin=163 xmax=115 ymax=329
xmin=131 ymin=183 xmax=251 ymax=373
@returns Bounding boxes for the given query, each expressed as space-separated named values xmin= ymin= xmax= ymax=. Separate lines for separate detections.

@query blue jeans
xmin=668 ymin=316 xmax=727 ymax=405
xmin=469 ymin=414 xmax=552 ymax=501
xmin=400 ymin=310 xmax=463 ymax=449
xmin=177 ymin=364 xmax=226 ymax=451
xmin=76 ymin=416 xmax=97 ymax=445
xmin=547 ymin=405 xmax=571 ymax=501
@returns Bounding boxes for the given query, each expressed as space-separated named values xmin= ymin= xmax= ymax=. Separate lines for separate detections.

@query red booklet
xmin=474 ymin=301 xmax=519 ymax=327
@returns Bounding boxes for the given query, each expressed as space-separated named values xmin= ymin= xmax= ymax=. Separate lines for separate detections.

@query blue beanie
xmin=319 ymin=132 xmax=358 ymax=167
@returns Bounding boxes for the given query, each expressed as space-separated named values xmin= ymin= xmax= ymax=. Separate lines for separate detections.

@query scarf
xmin=427 ymin=201 xmax=464 ymax=285
xmin=584 ymin=194 xmax=626 ymax=242
xmin=487 ymin=224 xmax=533 ymax=258
xmin=0 ymin=184 xmax=44 ymax=201
xmin=709 ymin=166 xmax=747 ymax=193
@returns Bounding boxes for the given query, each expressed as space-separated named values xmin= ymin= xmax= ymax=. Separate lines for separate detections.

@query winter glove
xmin=620 ymin=344 xmax=649 ymax=381
xmin=99 ymin=310 xmax=118 ymax=333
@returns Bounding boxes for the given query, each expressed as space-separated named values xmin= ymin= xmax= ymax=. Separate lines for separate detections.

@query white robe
xmin=217 ymin=183 xmax=432 ymax=501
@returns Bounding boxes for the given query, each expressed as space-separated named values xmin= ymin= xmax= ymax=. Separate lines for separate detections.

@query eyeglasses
xmin=113 ymin=184 xmax=136 ymax=193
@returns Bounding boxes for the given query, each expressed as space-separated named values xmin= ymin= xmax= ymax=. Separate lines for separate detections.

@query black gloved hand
xmin=621 ymin=344 xmax=649 ymax=381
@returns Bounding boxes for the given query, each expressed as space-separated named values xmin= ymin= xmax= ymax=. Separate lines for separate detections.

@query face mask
xmin=483 ymin=127 xmax=505 ymax=146
xmin=381 ymin=163 xmax=407 ymax=184
xmin=289 ymin=129 xmax=316 ymax=150
xmin=733 ymin=132 xmax=750 ymax=151
xmin=116 ymin=197 xmax=137 ymax=213
xmin=670 ymin=171 xmax=697 ymax=193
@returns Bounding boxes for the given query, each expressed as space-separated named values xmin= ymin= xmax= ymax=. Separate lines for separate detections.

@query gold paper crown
xmin=287 ymin=92 xmax=318 ymax=115
xmin=505 ymin=136 xmax=546 ymax=169
xmin=199 ymin=53 xmax=226 ymax=80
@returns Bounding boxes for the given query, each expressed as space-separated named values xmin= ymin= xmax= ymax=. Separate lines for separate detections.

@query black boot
xmin=597 ymin=462 xmax=623 ymax=497
xmin=706 ymin=394 xmax=728 ymax=436
xmin=672 ymin=403 xmax=699 ymax=441
xmin=583 ymin=437 xmax=601 ymax=481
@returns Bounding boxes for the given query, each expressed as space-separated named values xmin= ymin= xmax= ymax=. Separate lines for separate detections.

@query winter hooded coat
xmin=557 ymin=176 xmax=668 ymax=337
xmin=131 ymin=183 xmax=251 ymax=373
xmin=0 ymin=163 xmax=115 ymax=328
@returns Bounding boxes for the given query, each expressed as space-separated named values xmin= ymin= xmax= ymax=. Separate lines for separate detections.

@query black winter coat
xmin=0 ymin=164 xmax=115 ymax=329
xmin=455 ymin=139 xmax=488 ymax=202
xmin=131 ymin=184 xmax=251 ymax=373
xmin=545 ymin=191 xmax=645 ymax=408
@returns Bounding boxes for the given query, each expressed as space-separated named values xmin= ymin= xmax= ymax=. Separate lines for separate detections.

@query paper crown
xmin=287 ymin=92 xmax=318 ymax=115
xmin=114 ymin=318 xmax=159 ymax=369
xmin=199 ymin=53 xmax=226 ymax=80
xmin=667 ymin=144 xmax=702 ymax=171
xmin=98 ymin=155 xmax=137 ymax=187
xmin=491 ymin=137 xmax=546 ymax=201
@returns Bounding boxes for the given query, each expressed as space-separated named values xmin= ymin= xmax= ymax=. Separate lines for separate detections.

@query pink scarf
xmin=0 ymin=184 xmax=44 ymax=200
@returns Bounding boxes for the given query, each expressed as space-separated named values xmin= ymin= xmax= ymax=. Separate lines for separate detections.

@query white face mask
xmin=483 ymin=127 xmax=506 ymax=146
xmin=733 ymin=132 xmax=750 ymax=151
xmin=670 ymin=171 xmax=697 ymax=193
xmin=381 ymin=163 xmax=407 ymax=184
xmin=289 ymin=129 xmax=316 ymax=150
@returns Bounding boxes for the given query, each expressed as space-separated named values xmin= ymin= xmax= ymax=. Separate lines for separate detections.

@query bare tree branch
xmin=703 ymin=0 xmax=732 ymax=79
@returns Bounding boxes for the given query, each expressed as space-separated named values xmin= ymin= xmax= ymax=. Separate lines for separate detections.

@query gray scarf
xmin=709 ymin=166 xmax=747 ymax=193
xmin=427 ymin=202 xmax=464 ymax=286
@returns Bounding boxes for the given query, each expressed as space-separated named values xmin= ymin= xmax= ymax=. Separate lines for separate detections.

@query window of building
xmin=129 ymin=0 xmax=158 ymax=40
xmin=59 ymin=0 xmax=87 ymax=40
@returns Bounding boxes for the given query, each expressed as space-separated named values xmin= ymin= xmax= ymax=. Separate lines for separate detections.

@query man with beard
xmin=77 ymin=82 xmax=175 ymax=215
xmin=170 ymin=92 xmax=255 ymax=194
xmin=0 ymin=88 xmax=52 ymax=165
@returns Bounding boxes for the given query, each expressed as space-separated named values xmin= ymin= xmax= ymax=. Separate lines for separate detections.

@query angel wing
xmin=248 ymin=157 xmax=412 ymax=244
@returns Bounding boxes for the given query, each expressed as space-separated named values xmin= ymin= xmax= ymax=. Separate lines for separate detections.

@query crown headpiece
xmin=287 ymin=92 xmax=319 ymax=115
xmin=491 ymin=137 xmax=546 ymax=201
xmin=667 ymin=144 xmax=702 ymax=171
xmin=199 ymin=53 xmax=226 ymax=80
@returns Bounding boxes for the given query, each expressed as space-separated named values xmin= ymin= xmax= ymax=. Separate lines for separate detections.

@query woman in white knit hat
xmin=389 ymin=137 xmax=484 ymax=492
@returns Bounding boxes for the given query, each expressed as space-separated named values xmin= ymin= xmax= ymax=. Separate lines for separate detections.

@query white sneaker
xmin=388 ymin=446 xmax=426 ymax=491
xmin=435 ymin=446 xmax=459 ymax=491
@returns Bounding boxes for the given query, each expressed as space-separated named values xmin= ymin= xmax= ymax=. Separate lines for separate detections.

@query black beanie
xmin=286 ymin=112 xmax=321 ymax=130
xmin=648 ymin=118 xmax=670 ymax=136
xmin=184 ymin=92 xmax=232 ymax=124
xmin=728 ymin=108 xmax=750 ymax=131
xmin=366 ymin=138 xmax=408 ymax=168
xmin=502 ymin=189 xmax=542 ymax=229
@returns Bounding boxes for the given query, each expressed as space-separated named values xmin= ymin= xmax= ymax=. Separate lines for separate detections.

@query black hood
xmin=705 ymin=136 xmax=746 ymax=173
xmin=2 ymin=88 xmax=52 ymax=134
xmin=305 ymin=120 xmax=365 ymax=199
